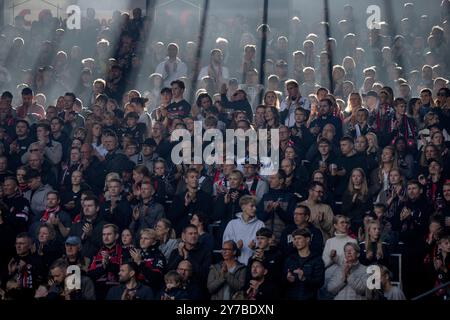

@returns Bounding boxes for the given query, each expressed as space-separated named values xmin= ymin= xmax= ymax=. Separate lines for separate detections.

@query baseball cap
xmin=65 ymin=236 xmax=81 ymax=246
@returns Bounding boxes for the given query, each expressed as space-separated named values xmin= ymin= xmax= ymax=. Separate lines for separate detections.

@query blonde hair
xmin=364 ymin=221 xmax=384 ymax=260
xmin=347 ymin=168 xmax=369 ymax=200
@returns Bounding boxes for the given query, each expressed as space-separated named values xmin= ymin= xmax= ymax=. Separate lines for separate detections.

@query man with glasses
xmin=280 ymin=204 xmax=324 ymax=256
xmin=299 ymin=182 xmax=334 ymax=240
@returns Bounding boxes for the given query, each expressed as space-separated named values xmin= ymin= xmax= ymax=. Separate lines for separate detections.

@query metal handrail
xmin=411 ymin=281 xmax=450 ymax=300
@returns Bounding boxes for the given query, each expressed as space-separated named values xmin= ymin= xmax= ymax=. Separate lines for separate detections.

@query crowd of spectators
xmin=0 ymin=1 xmax=449 ymax=300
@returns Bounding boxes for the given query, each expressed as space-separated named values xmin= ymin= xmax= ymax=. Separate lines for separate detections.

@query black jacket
xmin=100 ymin=197 xmax=132 ymax=232
xmin=69 ymin=215 xmax=107 ymax=259
xmin=283 ymin=252 xmax=325 ymax=300
xmin=168 ymin=190 xmax=213 ymax=236
xmin=106 ymin=283 xmax=155 ymax=300
xmin=279 ymin=223 xmax=324 ymax=257
xmin=167 ymin=242 xmax=212 ymax=284
xmin=136 ymin=244 xmax=166 ymax=293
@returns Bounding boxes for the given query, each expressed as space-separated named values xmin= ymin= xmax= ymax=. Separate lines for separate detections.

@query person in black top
xmin=220 ymin=83 xmax=253 ymax=122
xmin=100 ymin=178 xmax=132 ymax=233
xmin=167 ymin=80 xmax=191 ymax=119
xmin=243 ymin=259 xmax=279 ymax=300
xmin=106 ymin=261 xmax=155 ymax=300
xmin=169 ymin=168 xmax=213 ymax=236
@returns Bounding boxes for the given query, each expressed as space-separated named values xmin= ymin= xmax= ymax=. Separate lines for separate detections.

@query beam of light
xmin=323 ymin=0 xmax=334 ymax=93
xmin=187 ymin=0 xmax=209 ymax=105
xmin=257 ymin=0 xmax=268 ymax=104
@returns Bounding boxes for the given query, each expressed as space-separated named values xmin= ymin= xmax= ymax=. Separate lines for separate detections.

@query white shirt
xmin=155 ymin=57 xmax=188 ymax=87
xmin=280 ymin=96 xmax=311 ymax=127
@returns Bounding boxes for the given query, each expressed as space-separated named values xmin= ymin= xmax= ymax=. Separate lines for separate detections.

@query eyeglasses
xmin=30 ymin=149 xmax=39 ymax=152
xmin=221 ymin=248 xmax=233 ymax=251
xmin=437 ymin=93 xmax=446 ymax=96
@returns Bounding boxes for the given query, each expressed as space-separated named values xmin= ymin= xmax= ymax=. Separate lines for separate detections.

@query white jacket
xmin=223 ymin=213 xmax=265 ymax=265
xmin=322 ymin=232 xmax=358 ymax=268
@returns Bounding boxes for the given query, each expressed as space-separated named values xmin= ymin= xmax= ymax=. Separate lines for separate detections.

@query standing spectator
xmin=207 ymin=240 xmax=246 ymax=300
xmin=257 ymin=170 xmax=296 ymax=243
xmin=100 ymin=178 xmax=132 ymax=232
xmin=88 ymin=224 xmax=124 ymax=300
xmin=130 ymin=181 xmax=165 ymax=235
xmin=280 ymin=204 xmax=324 ymax=256
xmin=129 ymin=228 xmax=166 ymax=294
xmin=167 ymin=225 xmax=211 ymax=285
xmin=106 ymin=262 xmax=155 ymax=300
xmin=155 ymin=43 xmax=187 ymax=87
xmin=327 ymin=242 xmax=368 ymax=300
xmin=46 ymin=258 xmax=95 ymax=300
xmin=223 ymin=195 xmax=265 ymax=265
xmin=69 ymin=195 xmax=107 ymax=259
xmin=299 ymin=182 xmax=334 ymax=240
xmin=284 ymin=228 xmax=325 ymax=300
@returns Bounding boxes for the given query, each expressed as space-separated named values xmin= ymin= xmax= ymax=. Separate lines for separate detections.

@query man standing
xmin=69 ymin=195 xmax=107 ymax=259
xmin=155 ymin=43 xmax=188 ymax=87
xmin=23 ymin=169 xmax=54 ymax=219
xmin=130 ymin=181 xmax=165 ymax=235
xmin=100 ymin=178 xmax=132 ymax=232
xmin=280 ymin=80 xmax=310 ymax=127
xmin=284 ymin=228 xmax=325 ymax=300
xmin=106 ymin=262 xmax=154 ymax=300
xmin=299 ymin=182 xmax=334 ymax=240
xmin=46 ymin=259 xmax=96 ymax=300
xmin=88 ymin=224 xmax=124 ymax=300
xmin=16 ymin=87 xmax=45 ymax=121
xmin=167 ymin=80 xmax=191 ymax=119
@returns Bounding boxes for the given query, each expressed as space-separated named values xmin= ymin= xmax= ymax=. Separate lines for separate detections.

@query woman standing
xmin=359 ymin=221 xmax=390 ymax=267
xmin=341 ymin=168 xmax=373 ymax=233
xmin=155 ymin=218 xmax=179 ymax=261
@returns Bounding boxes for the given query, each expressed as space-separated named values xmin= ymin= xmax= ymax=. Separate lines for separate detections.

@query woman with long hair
xmin=369 ymin=146 xmax=397 ymax=198
xmin=407 ymin=97 xmax=424 ymax=129
xmin=341 ymin=168 xmax=373 ymax=233
xmin=264 ymin=106 xmax=280 ymax=129
xmin=418 ymin=143 xmax=443 ymax=176
xmin=366 ymin=132 xmax=381 ymax=165
xmin=377 ymin=168 xmax=406 ymax=220
xmin=359 ymin=221 xmax=390 ymax=267
xmin=155 ymin=218 xmax=179 ymax=261
xmin=263 ymin=90 xmax=280 ymax=109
